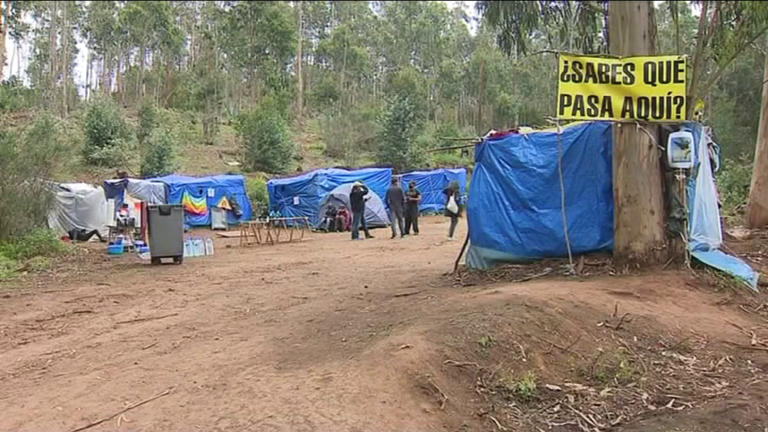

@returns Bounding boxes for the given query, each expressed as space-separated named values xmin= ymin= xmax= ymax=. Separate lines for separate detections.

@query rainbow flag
xmin=182 ymin=192 xmax=207 ymax=215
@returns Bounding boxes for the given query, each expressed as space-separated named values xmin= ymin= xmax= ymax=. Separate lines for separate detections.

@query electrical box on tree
xmin=667 ymin=130 xmax=694 ymax=169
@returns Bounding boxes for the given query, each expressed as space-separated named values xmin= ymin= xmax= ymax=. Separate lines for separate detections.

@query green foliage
xmin=321 ymin=109 xmax=377 ymax=166
xmin=83 ymin=97 xmax=132 ymax=166
xmin=498 ymin=370 xmax=538 ymax=402
xmin=377 ymin=95 xmax=428 ymax=173
xmin=246 ymin=177 xmax=269 ymax=215
xmin=140 ymin=129 xmax=176 ymax=178
xmin=718 ymin=156 xmax=753 ymax=219
xmin=0 ymin=77 xmax=34 ymax=113
xmin=0 ymin=254 xmax=18 ymax=281
xmin=0 ymin=229 xmax=68 ymax=261
xmin=0 ymin=114 xmax=67 ymax=242
xmin=235 ymin=106 xmax=295 ymax=173
xmin=137 ymin=99 xmax=159 ymax=146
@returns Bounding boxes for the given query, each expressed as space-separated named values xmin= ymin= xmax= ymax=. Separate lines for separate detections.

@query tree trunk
xmin=0 ymin=1 xmax=7 ymax=82
xmin=49 ymin=1 xmax=59 ymax=103
xmin=296 ymin=0 xmax=304 ymax=119
xmin=61 ymin=3 xmax=69 ymax=116
xmin=164 ymin=55 xmax=173 ymax=107
xmin=747 ymin=51 xmax=768 ymax=228
xmin=609 ymin=1 xmax=667 ymax=264
xmin=139 ymin=42 xmax=146 ymax=98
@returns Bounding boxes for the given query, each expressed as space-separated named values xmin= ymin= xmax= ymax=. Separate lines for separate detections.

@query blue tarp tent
xmin=151 ymin=174 xmax=253 ymax=227
xmin=466 ymin=122 xmax=614 ymax=268
xmin=400 ymin=168 xmax=468 ymax=213
xmin=267 ymin=167 xmax=393 ymax=225
xmin=465 ymin=121 xmax=758 ymax=289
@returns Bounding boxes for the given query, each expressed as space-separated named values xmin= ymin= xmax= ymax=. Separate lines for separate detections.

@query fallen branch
xmin=443 ymin=359 xmax=480 ymax=368
xmin=116 ymin=313 xmax=179 ymax=325
xmin=614 ymin=313 xmax=631 ymax=330
xmin=393 ymin=290 xmax=422 ymax=298
xmin=142 ymin=341 xmax=158 ymax=350
xmin=67 ymin=388 xmax=173 ymax=432
xmin=487 ymin=414 xmax=507 ymax=431
xmin=429 ymin=380 xmax=448 ymax=410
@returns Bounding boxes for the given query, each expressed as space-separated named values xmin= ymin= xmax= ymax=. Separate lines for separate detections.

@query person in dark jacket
xmin=443 ymin=181 xmax=462 ymax=240
xmin=386 ymin=177 xmax=406 ymax=239
xmin=67 ymin=228 xmax=105 ymax=243
xmin=404 ymin=180 xmax=422 ymax=235
xmin=349 ymin=182 xmax=374 ymax=240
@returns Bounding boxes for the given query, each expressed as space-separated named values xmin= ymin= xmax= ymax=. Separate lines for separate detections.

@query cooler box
xmin=147 ymin=204 xmax=184 ymax=265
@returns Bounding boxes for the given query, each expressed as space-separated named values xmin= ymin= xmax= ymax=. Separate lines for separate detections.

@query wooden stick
xmin=116 ymin=313 xmax=178 ymax=325
xmin=67 ymin=388 xmax=173 ymax=432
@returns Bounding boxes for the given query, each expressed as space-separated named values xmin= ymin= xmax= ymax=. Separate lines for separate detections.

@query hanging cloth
xmin=182 ymin=191 xmax=208 ymax=215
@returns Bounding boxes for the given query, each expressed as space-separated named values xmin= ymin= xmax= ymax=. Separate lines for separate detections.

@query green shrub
xmin=235 ymin=107 xmax=295 ymax=173
xmin=0 ymin=229 xmax=68 ymax=261
xmin=432 ymin=152 xmax=471 ymax=168
xmin=377 ymin=95 xmax=427 ymax=172
xmin=246 ymin=177 xmax=269 ymax=215
xmin=0 ymin=254 xmax=18 ymax=281
xmin=0 ymin=77 xmax=33 ymax=113
xmin=83 ymin=97 xmax=132 ymax=166
xmin=0 ymin=115 xmax=66 ymax=242
xmin=137 ymin=99 xmax=159 ymax=146
xmin=717 ymin=156 xmax=752 ymax=219
xmin=140 ymin=129 xmax=176 ymax=178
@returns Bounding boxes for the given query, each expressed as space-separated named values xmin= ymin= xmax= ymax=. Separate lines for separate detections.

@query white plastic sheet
xmin=689 ymin=129 xmax=723 ymax=249
xmin=47 ymin=184 xmax=109 ymax=237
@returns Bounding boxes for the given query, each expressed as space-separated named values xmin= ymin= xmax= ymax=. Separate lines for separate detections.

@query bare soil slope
xmin=2 ymin=217 xmax=767 ymax=432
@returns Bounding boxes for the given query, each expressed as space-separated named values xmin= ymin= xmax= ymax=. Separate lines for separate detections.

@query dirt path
xmin=2 ymin=217 xmax=767 ymax=432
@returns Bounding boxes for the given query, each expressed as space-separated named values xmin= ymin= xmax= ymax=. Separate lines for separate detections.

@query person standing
xmin=386 ymin=177 xmax=406 ymax=239
xmin=404 ymin=180 xmax=422 ymax=235
xmin=443 ymin=181 xmax=462 ymax=240
xmin=349 ymin=182 xmax=374 ymax=240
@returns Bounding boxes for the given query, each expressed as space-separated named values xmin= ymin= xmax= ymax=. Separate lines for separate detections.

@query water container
xmin=205 ymin=237 xmax=215 ymax=256
xmin=183 ymin=238 xmax=190 ymax=257
xmin=195 ymin=238 xmax=204 ymax=256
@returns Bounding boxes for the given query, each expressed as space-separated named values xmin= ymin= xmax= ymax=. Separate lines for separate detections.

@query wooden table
xmin=239 ymin=217 xmax=312 ymax=247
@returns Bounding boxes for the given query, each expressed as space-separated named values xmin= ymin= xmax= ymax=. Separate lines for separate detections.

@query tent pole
xmin=556 ymin=119 xmax=575 ymax=271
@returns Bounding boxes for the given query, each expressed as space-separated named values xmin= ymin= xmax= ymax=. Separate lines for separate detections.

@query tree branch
xmin=697 ymin=24 xmax=768 ymax=100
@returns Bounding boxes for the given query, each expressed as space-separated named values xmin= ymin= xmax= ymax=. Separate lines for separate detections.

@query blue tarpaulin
xmin=400 ymin=168 xmax=468 ymax=213
xmin=151 ymin=174 xmax=253 ymax=227
xmin=267 ymin=167 xmax=393 ymax=225
xmin=683 ymin=123 xmax=759 ymax=290
xmin=466 ymin=122 xmax=614 ymax=269
xmin=465 ymin=120 xmax=758 ymax=289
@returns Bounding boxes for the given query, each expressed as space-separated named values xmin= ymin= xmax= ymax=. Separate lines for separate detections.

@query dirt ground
xmin=2 ymin=217 xmax=768 ymax=432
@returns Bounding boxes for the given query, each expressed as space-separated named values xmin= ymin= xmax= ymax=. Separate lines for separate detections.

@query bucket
xmin=107 ymin=244 xmax=124 ymax=255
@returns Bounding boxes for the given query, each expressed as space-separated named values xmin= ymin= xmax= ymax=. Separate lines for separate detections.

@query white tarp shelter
xmin=47 ymin=183 xmax=110 ymax=237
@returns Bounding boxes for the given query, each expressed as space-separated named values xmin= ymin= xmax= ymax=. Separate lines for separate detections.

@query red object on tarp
xmin=487 ymin=128 xmax=520 ymax=140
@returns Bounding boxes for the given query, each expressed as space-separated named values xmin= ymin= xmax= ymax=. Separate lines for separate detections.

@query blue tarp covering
xmin=466 ymin=122 xmax=614 ymax=269
xmin=151 ymin=174 xmax=253 ymax=227
xmin=267 ymin=167 xmax=393 ymax=225
xmin=400 ymin=168 xmax=468 ymax=213
xmin=465 ymin=120 xmax=758 ymax=289
xmin=683 ymin=123 xmax=759 ymax=290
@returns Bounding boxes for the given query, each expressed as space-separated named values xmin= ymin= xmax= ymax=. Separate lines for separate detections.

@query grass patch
xmin=575 ymin=347 xmax=637 ymax=386
xmin=497 ymin=370 xmax=538 ymax=402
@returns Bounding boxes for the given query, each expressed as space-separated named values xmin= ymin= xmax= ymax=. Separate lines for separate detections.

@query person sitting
xmin=320 ymin=206 xmax=338 ymax=232
xmin=336 ymin=207 xmax=351 ymax=232
xmin=67 ymin=228 xmax=105 ymax=243
xmin=115 ymin=203 xmax=136 ymax=244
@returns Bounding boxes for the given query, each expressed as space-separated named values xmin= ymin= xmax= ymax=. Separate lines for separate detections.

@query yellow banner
xmin=557 ymin=55 xmax=687 ymax=122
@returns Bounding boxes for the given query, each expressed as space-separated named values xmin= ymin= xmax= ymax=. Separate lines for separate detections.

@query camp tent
xmin=317 ymin=183 xmax=390 ymax=228
xmin=103 ymin=178 xmax=167 ymax=205
xmin=151 ymin=174 xmax=253 ymax=227
xmin=47 ymin=183 xmax=109 ymax=237
xmin=400 ymin=168 xmax=467 ymax=213
xmin=466 ymin=121 xmax=615 ymax=268
xmin=267 ymin=167 xmax=392 ymax=225
xmin=465 ymin=121 xmax=758 ymax=289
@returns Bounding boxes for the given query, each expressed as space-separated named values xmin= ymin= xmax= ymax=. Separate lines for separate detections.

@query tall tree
xmin=747 ymin=47 xmax=768 ymax=228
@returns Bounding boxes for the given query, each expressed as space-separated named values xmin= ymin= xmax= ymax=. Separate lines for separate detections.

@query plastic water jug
xmin=195 ymin=238 xmax=204 ymax=256
xmin=205 ymin=237 xmax=215 ymax=256
xmin=183 ymin=238 xmax=190 ymax=257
